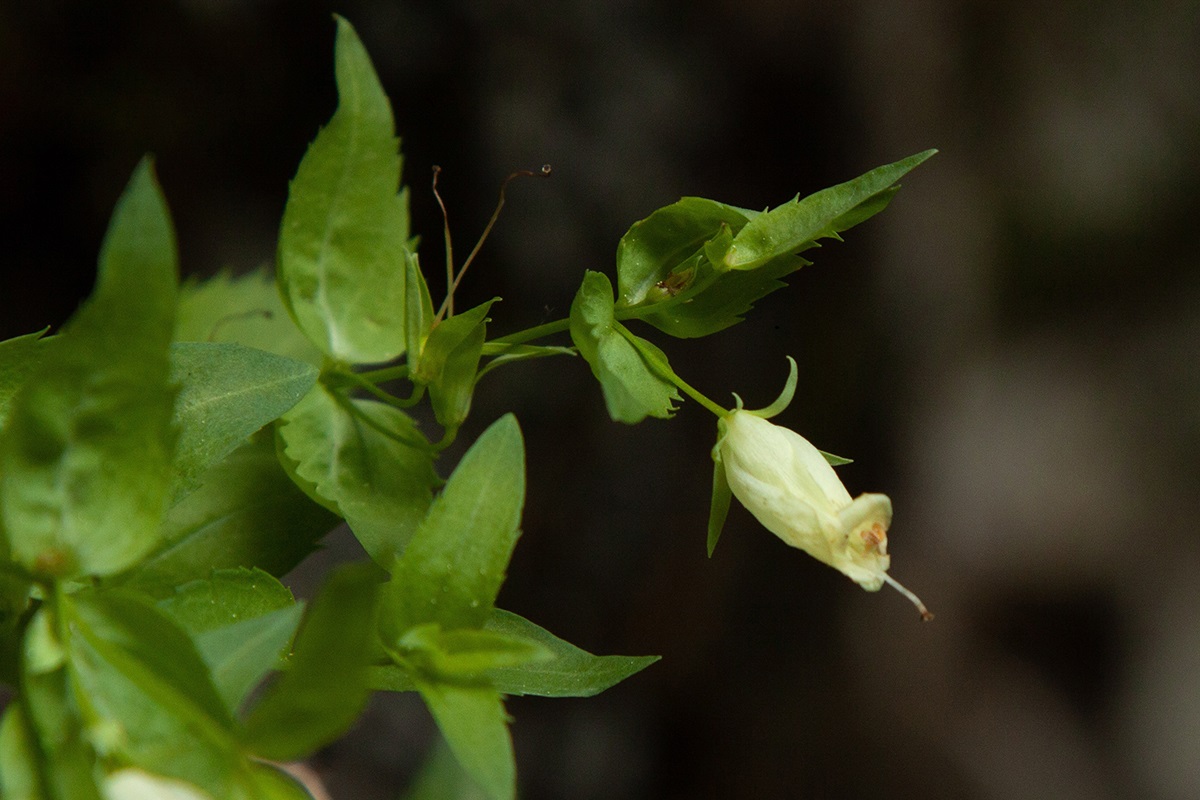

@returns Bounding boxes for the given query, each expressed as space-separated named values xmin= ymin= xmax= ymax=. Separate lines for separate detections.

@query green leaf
xmin=614 ymin=197 xmax=750 ymax=308
xmin=19 ymin=664 xmax=102 ymax=800
xmin=66 ymin=592 xmax=238 ymax=794
xmin=0 ymin=704 xmax=48 ymax=800
xmin=277 ymin=16 xmax=409 ymax=364
xmin=395 ymin=623 xmax=550 ymax=682
xmin=195 ymin=605 xmax=305 ymax=715
xmin=175 ymin=268 xmax=323 ymax=365
xmin=636 ymin=254 xmax=804 ymax=338
xmin=367 ymin=608 xmax=658 ymax=699
xmin=155 ymin=569 xmax=301 ymax=715
xmin=0 ymin=329 xmax=53 ymax=432
xmin=240 ymin=562 xmax=379 ymax=761
xmin=480 ymin=610 xmax=658 ymax=697
xmin=0 ymin=159 xmax=178 ymax=579
xmin=415 ymin=300 xmax=498 ymax=436
xmin=569 ymin=271 xmax=680 ymax=424
xmin=380 ymin=414 xmax=524 ymax=642
xmin=277 ymin=384 xmax=438 ymax=565
xmin=0 ymin=567 xmax=32 ymax=682
xmin=232 ymin=763 xmax=315 ymax=800
xmin=401 ymin=739 xmax=490 ymax=800
xmin=120 ymin=433 xmax=336 ymax=594
xmin=724 ymin=150 xmax=936 ymax=271
xmin=169 ymin=343 xmax=318 ymax=500
xmin=157 ymin=568 xmax=295 ymax=636
xmin=415 ymin=681 xmax=514 ymax=800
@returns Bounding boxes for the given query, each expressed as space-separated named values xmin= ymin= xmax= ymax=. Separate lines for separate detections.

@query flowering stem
xmin=490 ymin=318 xmax=571 ymax=346
xmin=615 ymin=323 xmax=729 ymax=418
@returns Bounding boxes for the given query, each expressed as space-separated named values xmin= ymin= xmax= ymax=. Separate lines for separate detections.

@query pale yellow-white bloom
xmin=717 ymin=409 xmax=931 ymax=620
xmin=103 ymin=769 xmax=213 ymax=800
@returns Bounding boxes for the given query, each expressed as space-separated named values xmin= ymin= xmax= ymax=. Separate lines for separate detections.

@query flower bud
xmin=717 ymin=409 xmax=931 ymax=620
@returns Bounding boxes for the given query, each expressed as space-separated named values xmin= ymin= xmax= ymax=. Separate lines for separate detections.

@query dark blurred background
xmin=3 ymin=1 xmax=1199 ymax=798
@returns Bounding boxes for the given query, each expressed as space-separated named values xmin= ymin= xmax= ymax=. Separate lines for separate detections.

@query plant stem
xmin=490 ymin=318 xmax=571 ymax=346
xmin=615 ymin=324 xmax=729 ymax=418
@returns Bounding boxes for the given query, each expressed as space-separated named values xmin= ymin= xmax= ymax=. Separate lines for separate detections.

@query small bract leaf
xmin=277 ymin=16 xmax=409 ymax=364
xmin=569 ymin=271 xmax=680 ymax=423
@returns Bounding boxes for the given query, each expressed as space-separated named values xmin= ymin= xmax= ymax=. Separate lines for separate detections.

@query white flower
xmin=717 ymin=408 xmax=931 ymax=620
xmin=103 ymin=769 xmax=213 ymax=800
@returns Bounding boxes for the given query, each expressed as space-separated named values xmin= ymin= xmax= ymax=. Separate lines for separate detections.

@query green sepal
xmin=821 ymin=450 xmax=853 ymax=467
xmin=276 ymin=16 xmax=409 ymax=364
xmin=175 ymin=268 xmax=323 ymax=366
xmin=379 ymin=414 xmax=524 ymax=642
xmin=168 ymin=342 xmax=318 ymax=501
xmin=240 ymin=562 xmax=379 ymax=762
xmin=707 ymin=434 xmax=732 ymax=557
xmin=277 ymin=384 xmax=438 ymax=566
xmin=0 ymin=159 xmax=178 ymax=579
xmin=569 ymin=271 xmax=680 ymax=424
xmin=723 ymin=150 xmax=936 ymax=271
xmin=405 ymin=252 xmax=436 ymax=366
xmin=413 ymin=299 xmax=498 ymax=437
xmin=744 ymin=356 xmax=798 ymax=419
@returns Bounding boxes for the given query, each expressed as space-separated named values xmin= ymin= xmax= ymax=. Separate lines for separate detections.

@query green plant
xmin=0 ymin=16 xmax=933 ymax=800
